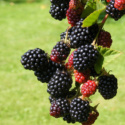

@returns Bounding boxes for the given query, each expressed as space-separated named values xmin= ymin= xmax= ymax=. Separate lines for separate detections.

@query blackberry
xmin=69 ymin=19 xmax=99 ymax=48
xmin=98 ymin=75 xmax=118 ymax=99
xmin=73 ymin=45 xmax=99 ymax=72
xmin=97 ymin=30 xmax=112 ymax=48
xmin=50 ymin=41 xmax=70 ymax=63
xmin=21 ymin=48 xmax=48 ymax=71
xmin=49 ymin=1 xmax=69 ymax=21
xmin=47 ymin=69 xmax=72 ymax=98
xmin=50 ymin=98 xmax=70 ymax=118
xmin=66 ymin=7 xmax=84 ymax=26
xmin=34 ymin=59 xmax=65 ymax=83
xmin=82 ymin=110 xmax=99 ymax=125
xmin=106 ymin=0 xmax=125 ymax=20
xmin=63 ymin=114 xmax=76 ymax=123
xmin=70 ymin=98 xmax=90 ymax=123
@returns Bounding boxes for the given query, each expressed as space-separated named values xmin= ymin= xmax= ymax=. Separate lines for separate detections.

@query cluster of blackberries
xmin=49 ymin=0 xmax=70 ymax=20
xmin=20 ymin=0 xmax=123 ymax=124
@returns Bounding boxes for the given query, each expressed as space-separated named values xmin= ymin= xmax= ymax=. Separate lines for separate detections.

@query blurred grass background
xmin=0 ymin=1 xmax=125 ymax=125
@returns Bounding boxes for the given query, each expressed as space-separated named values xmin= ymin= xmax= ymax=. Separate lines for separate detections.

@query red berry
xmin=97 ymin=30 xmax=112 ymax=48
xmin=82 ymin=110 xmax=99 ymax=125
xmin=106 ymin=0 xmax=111 ymax=2
xmin=81 ymin=80 xmax=97 ymax=97
xmin=74 ymin=70 xmax=90 ymax=84
xmin=114 ymin=0 xmax=125 ymax=10
xmin=69 ymin=0 xmax=82 ymax=9
xmin=66 ymin=50 xmax=76 ymax=69
xmin=66 ymin=0 xmax=84 ymax=26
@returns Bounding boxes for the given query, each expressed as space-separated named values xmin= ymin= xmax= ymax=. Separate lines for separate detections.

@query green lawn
xmin=0 ymin=1 xmax=125 ymax=125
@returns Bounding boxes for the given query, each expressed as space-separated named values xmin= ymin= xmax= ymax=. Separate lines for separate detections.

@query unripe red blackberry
xmin=63 ymin=114 xmax=76 ymax=123
xmin=73 ymin=44 xmax=99 ymax=72
xmin=50 ymin=98 xmax=70 ymax=118
xmin=34 ymin=59 xmax=65 ymax=83
xmin=69 ymin=18 xmax=99 ymax=48
xmin=81 ymin=80 xmax=97 ymax=97
xmin=70 ymin=98 xmax=90 ymax=123
xmin=47 ymin=69 xmax=72 ymax=98
xmin=74 ymin=70 xmax=90 ymax=84
xmin=82 ymin=110 xmax=99 ymax=125
xmin=21 ymin=48 xmax=48 ymax=71
xmin=106 ymin=0 xmax=111 ymax=2
xmin=106 ymin=0 xmax=125 ymax=20
xmin=114 ymin=0 xmax=125 ymax=10
xmin=98 ymin=75 xmax=118 ymax=99
xmin=66 ymin=7 xmax=84 ymax=26
xmin=66 ymin=0 xmax=84 ymax=26
xmin=50 ymin=41 xmax=70 ymax=63
xmin=97 ymin=30 xmax=112 ymax=48
xmin=49 ymin=0 xmax=70 ymax=20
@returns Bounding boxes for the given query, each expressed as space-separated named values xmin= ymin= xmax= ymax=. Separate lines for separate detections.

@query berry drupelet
xmin=98 ymin=75 xmax=118 ymax=99
xmin=73 ymin=44 xmax=99 ymax=72
xmin=70 ymin=98 xmax=90 ymax=123
xmin=47 ymin=69 xmax=72 ymax=98
xmin=21 ymin=48 xmax=48 ymax=71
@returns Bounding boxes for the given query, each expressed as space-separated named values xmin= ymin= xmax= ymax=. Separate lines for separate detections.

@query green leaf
xmin=81 ymin=1 xmax=96 ymax=18
xmin=82 ymin=7 xmax=106 ymax=28
xmin=96 ymin=0 xmax=106 ymax=10
xmin=94 ymin=46 xmax=122 ymax=74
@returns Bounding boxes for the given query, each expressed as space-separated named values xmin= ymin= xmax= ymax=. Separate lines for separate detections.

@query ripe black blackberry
xmin=106 ymin=0 xmax=125 ymax=20
xmin=63 ymin=114 xmax=76 ymax=123
xmin=21 ymin=48 xmax=48 ymax=71
xmin=50 ymin=98 xmax=70 ymax=118
xmin=34 ymin=59 xmax=65 ymax=83
xmin=73 ymin=44 xmax=99 ymax=72
xmin=69 ymin=19 xmax=99 ymax=48
xmin=70 ymin=98 xmax=90 ymax=123
xmin=50 ymin=41 xmax=70 ymax=63
xmin=49 ymin=1 xmax=69 ymax=21
xmin=98 ymin=75 xmax=118 ymax=99
xmin=47 ymin=69 xmax=72 ymax=98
